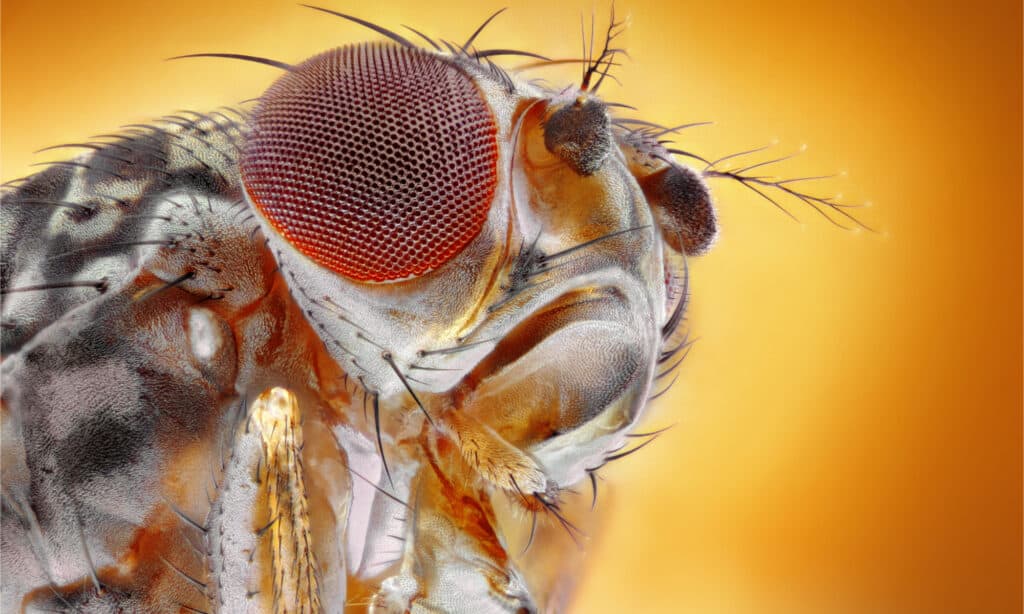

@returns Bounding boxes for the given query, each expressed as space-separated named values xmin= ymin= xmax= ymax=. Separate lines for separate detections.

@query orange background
xmin=2 ymin=1 xmax=1021 ymax=612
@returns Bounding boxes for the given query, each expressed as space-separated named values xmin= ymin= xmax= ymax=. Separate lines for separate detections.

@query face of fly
xmin=237 ymin=14 xmax=719 ymax=505
xmin=237 ymin=42 xmax=692 ymax=371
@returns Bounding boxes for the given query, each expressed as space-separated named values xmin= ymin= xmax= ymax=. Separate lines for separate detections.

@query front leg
xmin=371 ymin=432 xmax=536 ymax=614
xmin=373 ymin=282 xmax=657 ymax=612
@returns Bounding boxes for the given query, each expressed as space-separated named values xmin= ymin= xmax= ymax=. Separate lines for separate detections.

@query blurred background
xmin=3 ymin=1 xmax=1021 ymax=612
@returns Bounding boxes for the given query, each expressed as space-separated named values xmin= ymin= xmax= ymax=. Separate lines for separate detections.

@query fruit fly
xmin=0 ymin=5 xmax=864 ymax=612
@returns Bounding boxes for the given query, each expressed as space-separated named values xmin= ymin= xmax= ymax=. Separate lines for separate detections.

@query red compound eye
xmin=241 ymin=44 xmax=499 ymax=282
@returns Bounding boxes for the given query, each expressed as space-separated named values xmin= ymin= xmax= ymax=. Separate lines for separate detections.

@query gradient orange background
xmin=2 ymin=1 xmax=1021 ymax=612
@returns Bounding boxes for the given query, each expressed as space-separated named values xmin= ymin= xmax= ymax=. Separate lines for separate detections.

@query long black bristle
xmin=1 ymin=279 xmax=108 ymax=295
xmin=382 ymin=352 xmax=435 ymax=427
xmin=372 ymin=393 xmax=394 ymax=488
xmin=300 ymin=5 xmax=414 ymax=48
xmin=403 ymin=24 xmax=442 ymax=51
xmin=463 ymin=8 xmax=508 ymax=50
xmin=168 ymin=53 xmax=292 ymax=71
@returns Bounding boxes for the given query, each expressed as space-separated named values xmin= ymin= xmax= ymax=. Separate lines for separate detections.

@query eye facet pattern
xmin=242 ymin=43 xmax=499 ymax=282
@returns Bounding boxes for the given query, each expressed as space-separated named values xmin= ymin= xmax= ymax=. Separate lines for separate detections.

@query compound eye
xmin=241 ymin=44 xmax=499 ymax=282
